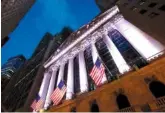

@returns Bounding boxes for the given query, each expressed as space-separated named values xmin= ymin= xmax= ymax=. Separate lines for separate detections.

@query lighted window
xmin=148 ymin=3 xmax=157 ymax=8
xmin=123 ymin=3 xmax=128 ymax=7
xmin=131 ymin=6 xmax=137 ymax=11
xmin=148 ymin=12 xmax=159 ymax=18
xmin=139 ymin=9 xmax=147 ymax=14
xmin=138 ymin=0 xmax=146 ymax=5
xmin=159 ymin=5 xmax=165 ymax=12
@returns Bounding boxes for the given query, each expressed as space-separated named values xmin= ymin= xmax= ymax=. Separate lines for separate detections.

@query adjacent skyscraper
xmin=29 ymin=6 xmax=165 ymax=112
xmin=95 ymin=0 xmax=165 ymax=46
xmin=1 ymin=0 xmax=36 ymax=46
xmin=1 ymin=55 xmax=26 ymax=92
xmin=2 ymin=27 xmax=73 ymax=112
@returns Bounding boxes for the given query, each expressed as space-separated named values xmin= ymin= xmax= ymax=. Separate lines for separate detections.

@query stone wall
xmin=48 ymin=56 xmax=165 ymax=112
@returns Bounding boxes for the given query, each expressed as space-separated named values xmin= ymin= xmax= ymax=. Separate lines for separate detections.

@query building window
xmin=84 ymin=46 xmax=95 ymax=91
xmin=149 ymin=81 xmax=165 ymax=98
xmin=95 ymin=38 xmax=120 ymax=81
xmin=138 ymin=0 xmax=146 ymax=5
xmin=73 ymin=56 xmax=80 ymax=94
xmin=90 ymin=100 xmax=99 ymax=112
xmin=116 ymin=94 xmax=131 ymax=110
xmin=139 ymin=9 xmax=147 ymax=14
xmin=108 ymin=29 xmax=147 ymax=69
xmin=148 ymin=12 xmax=159 ymax=18
xmin=63 ymin=62 xmax=68 ymax=84
xmin=54 ymin=68 xmax=60 ymax=89
xmin=123 ymin=3 xmax=128 ymax=7
xmin=148 ymin=3 xmax=157 ymax=8
xmin=158 ymin=5 xmax=165 ymax=12
xmin=130 ymin=6 xmax=137 ymax=11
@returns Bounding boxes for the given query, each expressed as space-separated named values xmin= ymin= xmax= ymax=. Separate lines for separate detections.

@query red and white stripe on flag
xmin=50 ymin=82 xmax=66 ymax=105
xmin=31 ymin=100 xmax=37 ymax=110
xmin=35 ymin=99 xmax=44 ymax=111
xmin=90 ymin=62 xmax=105 ymax=86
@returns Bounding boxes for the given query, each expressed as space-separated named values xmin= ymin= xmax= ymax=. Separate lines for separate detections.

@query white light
xmin=66 ymin=58 xmax=74 ymax=100
xmin=79 ymin=51 xmax=88 ymax=92
xmin=115 ymin=18 xmax=165 ymax=61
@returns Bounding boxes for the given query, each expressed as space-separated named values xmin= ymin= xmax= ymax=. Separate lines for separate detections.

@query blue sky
xmin=1 ymin=0 xmax=100 ymax=65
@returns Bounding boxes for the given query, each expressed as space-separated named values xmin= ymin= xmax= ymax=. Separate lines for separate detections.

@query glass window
xmin=71 ymin=107 xmax=76 ymax=112
xmin=95 ymin=38 xmax=120 ymax=80
xmin=54 ymin=68 xmax=60 ymax=89
xmin=139 ymin=9 xmax=147 ymax=14
xmin=63 ymin=62 xmax=68 ymax=84
xmin=73 ymin=56 xmax=80 ymax=94
xmin=84 ymin=46 xmax=96 ymax=91
xmin=138 ymin=0 xmax=146 ymax=5
xmin=130 ymin=6 xmax=137 ymax=11
xmin=159 ymin=5 xmax=165 ymax=12
xmin=123 ymin=3 xmax=128 ymax=7
xmin=148 ymin=12 xmax=159 ymax=18
xmin=148 ymin=3 xmax=157 ymax=8
xmin=108 ymin=29 xmax=147 ymax=68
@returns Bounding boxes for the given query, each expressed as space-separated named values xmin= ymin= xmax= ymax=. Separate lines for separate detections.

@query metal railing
xmin=118 ymin=106 xmax=136 ymax=112
xmin=155 ymin=96 xmax=165 ymax=108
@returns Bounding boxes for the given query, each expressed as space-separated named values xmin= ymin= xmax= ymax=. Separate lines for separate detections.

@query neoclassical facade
xmin=35 ymin=6 xmax=165 ymax=112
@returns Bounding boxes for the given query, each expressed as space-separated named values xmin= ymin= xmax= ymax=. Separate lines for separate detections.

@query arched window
xmin=108 ymin=29 xmax=147 ymax=68
xmin=116 ymin=94 xmax=131 ymax=109
xmin=91 ymin=102 xmax=99 ymax=112
xmin=149 ymin=81 xmax=165 ymax=98
xmin=70 ymin=107 xmax=76 ymax=112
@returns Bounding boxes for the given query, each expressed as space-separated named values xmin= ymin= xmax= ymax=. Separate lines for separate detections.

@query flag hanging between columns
xmin=31 ymin=94 xmax=44 ymax=111
xmin=50 ymin=80 xmax=66 ymax=105
xmin=90 ymin=58 xmax=105 ymax=86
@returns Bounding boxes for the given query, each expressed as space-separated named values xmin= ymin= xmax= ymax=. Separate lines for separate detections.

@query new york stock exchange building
xmin=32 ymin=6 xmax=165 ymax=112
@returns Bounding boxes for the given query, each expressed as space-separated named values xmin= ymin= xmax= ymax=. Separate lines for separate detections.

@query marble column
xmin=66 ymin=58 xmax=74 ymax=100
xmin=38 ymin=72 xmax=51 ymax=109
xmin=79 ymin=51 xmax=88 ymax=92
xmin=91 ymin=43 xmax=107 ymax=83
xmin=56 ymin=64 xmax=65 ymax=86
xmin=103 ymin=33 xmax=130 ymax=74
xmin=44 ymin=68 xmax=57 ymax=109
xmin=114 ymin=18 xmax=164 ymax=61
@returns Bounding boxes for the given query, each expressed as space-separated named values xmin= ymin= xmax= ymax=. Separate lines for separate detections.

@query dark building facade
xmin=1 ymin=0 xmax=36 ymax=45
xmin=1 ymin=55 xmax=26 ymax=78
xmin=28 ymin=6 xmax=165 ymax=112
xmin=1 ymin=36 xmax=9 ymax=47
xmin=95 ymin=0 xmax=165 ymax=46
xmin=2 ymin=28 xmax=73 ymax=112
xmin=1 ymin=55 xmax=26 ymax=91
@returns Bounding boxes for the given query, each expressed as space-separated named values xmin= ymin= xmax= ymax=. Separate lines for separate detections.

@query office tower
xmin=95 ymin=0 xmax=165 ymax=46
xmin=31 ymin=6 xmax=165 ymax=112
xmin=1 ymin=0 xmax=35 ymax=46
xmin=1 ymin=55 xmax=26 ymax=91
xmin=2 ymin=28 xmax=73 ymax=112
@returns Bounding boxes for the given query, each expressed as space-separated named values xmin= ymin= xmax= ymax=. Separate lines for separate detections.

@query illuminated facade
xmin=2 ymin=29 xmax=73 ymax=112
xmin=31 ymin=6 xmax=165 ymax=112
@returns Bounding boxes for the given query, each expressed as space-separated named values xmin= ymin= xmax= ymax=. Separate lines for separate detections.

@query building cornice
xmin=44 ymin=6 xmax=120 ymax=69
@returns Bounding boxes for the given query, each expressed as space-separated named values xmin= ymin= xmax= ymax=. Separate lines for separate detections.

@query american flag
xmin=31 ymin=94 xmax=44 ymax=111
xmin=90 ymin=58 xmax=105 ymax=86
xmin=50 ymin=80 xmax=66 ymax=105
